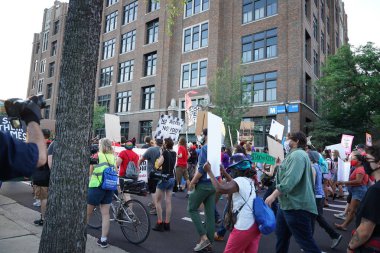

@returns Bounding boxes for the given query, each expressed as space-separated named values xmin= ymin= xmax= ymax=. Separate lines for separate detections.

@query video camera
xmin=4 ymin=95 xmax=46 ymax=129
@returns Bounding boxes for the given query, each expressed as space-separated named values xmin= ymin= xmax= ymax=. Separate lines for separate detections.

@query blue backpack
xmin=101 ymin=166 xmax=118 ymax=191
xmin=252 ymin=196 xmax=276 ymax=235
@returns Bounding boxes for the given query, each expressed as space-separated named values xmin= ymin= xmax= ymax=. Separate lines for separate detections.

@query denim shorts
xmin=348 ymin=185 xmax=367 ymax=201
xmin=157 ymin=178 xmax=175 ymax=191
xmin=87 ymin=187 xmax=113 ymax=206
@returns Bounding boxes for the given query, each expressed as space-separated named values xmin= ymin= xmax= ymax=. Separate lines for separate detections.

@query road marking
xmin=323 ymin=208 xmax=341 ymax=213
xmin=334 ymin=200 xmax=347 ymax=203
xmin=182 ymin=217 xmax=193 ymax=222
xmin=326 ymin=204 xmax=346 ymax=209
xmin=21 ymin=181 xmax=31 ymax=186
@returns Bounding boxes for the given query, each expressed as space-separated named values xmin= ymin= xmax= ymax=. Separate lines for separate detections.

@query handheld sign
xmin=105 ymin=114 xmax=121 ymax=142
xmin=267 ymin=136 xmax=284 ymax=161
xmin=0 ymin=116 xmax=27 ymax=141
xmin=154 ymin=115 xmax=184 ymax=142
xmin=366 ymin=133 xmax=372 ymax=147
xmin=269 ymin=119 xmax=284 ymax=140
xmin=207 ymin=112 xmax=222 ymax=178
xmin=251 ymin=152 xmax=276 ymax=165
xmin=341 ymin=134 xmax=354 ymax=155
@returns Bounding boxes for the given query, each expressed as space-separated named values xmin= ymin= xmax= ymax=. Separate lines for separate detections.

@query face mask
xmin=284 ymin=140 xmax=291 ymax=154
xmin=350 ymin=160 xmax=358 ymax=167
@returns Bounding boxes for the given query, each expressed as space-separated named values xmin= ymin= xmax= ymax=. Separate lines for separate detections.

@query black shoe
xmin=164 ymin=222 xmax=170 ymax=231
xmin=152 ymin=222 xmax=164 ymax=232
xmin=33 ymin=218 xmax=44 ymax=226
xmin=97 ymin=238 xmax=109 ymax=248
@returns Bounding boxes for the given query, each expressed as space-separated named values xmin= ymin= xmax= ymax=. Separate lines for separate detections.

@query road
xmin=0 ymin=181 xmax=354 ymax=253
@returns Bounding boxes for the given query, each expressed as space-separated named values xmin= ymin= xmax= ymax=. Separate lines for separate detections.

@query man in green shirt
xmin=265 ymin=132 xmax=320 ymax=253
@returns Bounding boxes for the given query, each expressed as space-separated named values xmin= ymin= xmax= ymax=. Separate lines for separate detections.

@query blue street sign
xmin=268 ymin=104 xmax=299 ymax=115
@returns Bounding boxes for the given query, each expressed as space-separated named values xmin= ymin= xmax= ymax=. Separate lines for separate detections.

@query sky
xmin=0 ymin=0 xmax=379 ymax=100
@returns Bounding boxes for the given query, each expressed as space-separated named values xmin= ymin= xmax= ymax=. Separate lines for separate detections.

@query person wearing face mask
xmin=265 ymin=132 xmax=320 ymax=253
xmin=335 ymin=151 xmax=369 ymax=231
xmin=347 ymin=144 xmax=380 ymax=253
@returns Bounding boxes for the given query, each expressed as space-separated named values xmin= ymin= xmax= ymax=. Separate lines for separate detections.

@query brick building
xmin=27 ymin=0 xmax=348 ymax=147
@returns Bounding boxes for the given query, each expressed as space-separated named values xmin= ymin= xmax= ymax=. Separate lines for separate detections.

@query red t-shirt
xmin=349 ymin=166 xmax=369 ymax=186
xmin=177 ymin=145 xmax=188 ymax=167
xmin=118 ymin=149 xmax=139 ymax=177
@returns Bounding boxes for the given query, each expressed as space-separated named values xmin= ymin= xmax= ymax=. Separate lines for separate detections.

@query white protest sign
xmin=341 ymin=134 xmax=354 ymax=155
xmin=112 ymin=146 xmax=148 ymax=182
xmin=0 ymin=116 xmax=27 ymax=141
xmin=269 ymin=119 xmax=285 ymax=140
xmin=105 ymin=114 xmax=121 ymax=142
xmin=267 ymin=136 xmax=284 ymax=161
xmin=325 ymin=143 xmax=346 ymax=159
xmin=207 ymin=112 xmax=222 ymax=177
xmin=337 ymin=160 xmax=350 ymax=182
xmin=154 ymin=115 xmax=184 ymax=142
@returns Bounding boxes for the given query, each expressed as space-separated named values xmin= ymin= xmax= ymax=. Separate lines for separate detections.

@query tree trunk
xmin=39 ymin=1 xmax=103 ymax=252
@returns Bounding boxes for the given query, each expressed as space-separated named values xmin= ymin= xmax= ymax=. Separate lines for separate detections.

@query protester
xmin=86 ymin=138 xmax=116 ymax=248
xmin=116 ymin=140 xmax=139 ymax=178
xmin=141 ymin=136 xmax=152 ymax=149
xmin=187 ymin=144 xmax=198 ymax=181
xmin=204 ymin=154 xmax=261 ymax=253
xmin=265 ymin=131 xmax=320 ymax=253
xmin=175 ymin=137 xmax=190 ymax=192
xmin=347 ymin=144 xmax=380 ymax=252
xmin=152 ymin=138 xmax=177 ymax=232
xmin=188 ymin=129 xmax=216 ymax=252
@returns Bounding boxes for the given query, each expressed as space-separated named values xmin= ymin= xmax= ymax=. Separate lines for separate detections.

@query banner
xmin=154 ymin=114 xmax=184 ymax=142
xmin=251 ymin=152 xmax=275 ymax=165
xmin=269 ymin=119 xmax=285 ymax=140
xmin=105 ymin=114 xmax=121 ymax=142
xmin=341 ymin=134 xmax=354 ymax=155
xmin=0 ymin=116 xmax=27 ymax=141
xmin=113 ymin=146 xmax=148 ymax=182
xmin=366 ymin=133 xmax=372 ymax=147
xmin=207 ymin=112 xmax=222 ymax=177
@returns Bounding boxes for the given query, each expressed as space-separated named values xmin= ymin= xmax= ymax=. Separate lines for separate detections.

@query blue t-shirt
xmin=313 ymin=163 xmax=324 ymax=197
xmin=197 ymin=144 xmax=211 ymax=184
xmin=0 ymin=131 xmax=38 ymax=181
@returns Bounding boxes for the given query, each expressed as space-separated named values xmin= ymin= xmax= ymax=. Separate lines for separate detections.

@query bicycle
xmin=87 ymin=177 xmax=151 ymax=245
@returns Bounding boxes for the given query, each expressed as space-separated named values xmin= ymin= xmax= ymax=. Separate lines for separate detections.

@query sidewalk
xmin=0 ymin=194 xmax=128 ymax=253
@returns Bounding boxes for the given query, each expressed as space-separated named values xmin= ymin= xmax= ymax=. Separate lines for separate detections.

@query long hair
xmin=179 ymin=137 xmax=186 ymax=146
xmin=99 ymin=138 xmax=113 ymax=154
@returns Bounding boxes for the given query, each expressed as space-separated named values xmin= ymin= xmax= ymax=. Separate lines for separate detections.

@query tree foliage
xmin=208 ymin=61 xmax=250 ymax=146
xmin=92 ymin=103 xmax=106 ymax=133
xmin=312 ymin=42 xmax=380 ymax=146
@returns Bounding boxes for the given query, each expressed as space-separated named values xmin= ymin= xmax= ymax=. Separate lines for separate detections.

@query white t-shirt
xmin=232 ymin=177 xmax=256 ymax=230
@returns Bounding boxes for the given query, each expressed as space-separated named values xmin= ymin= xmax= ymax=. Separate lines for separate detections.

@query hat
xmin=227 ymin=153 xmax=252 ymax=170
xmin=125 ymin=140 xmax=134 ymax=150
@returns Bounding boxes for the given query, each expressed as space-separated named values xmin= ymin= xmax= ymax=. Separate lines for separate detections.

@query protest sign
xmin=0 ymin=116 xmax=27 ymax=141
xmin=188 ymin=105 xmax=202 ymax=127
xmin=325 ymin=143 xmax=346 ymax=159
xmin=337 ymin=160 xmax=350 ymax=182
xmin=195 ymin=111 xmax=207 ymax=136
xmin=269 ymin=119 xmax=284 ymax=140
xmin=114 ymin=146 xmax=148 ymax=182
xmin=251 ymin=152 xmax=275 ymax=165
xmin=267 ymin=136 xmax=284 ymax=161
xmin=239 ymin=121 xmax=254 ymax=142
xmin=154 ymin=114 xmax=184 ymax=141
xmin=341 ymin=134 xmax=354 ymax=155
xmin=366 ymin=133 xmax=372 ymax=147
xmin=207 ymin=112 xmax=222 ymax=177
xmin=105 ymin=114 xmax=121 ymax=142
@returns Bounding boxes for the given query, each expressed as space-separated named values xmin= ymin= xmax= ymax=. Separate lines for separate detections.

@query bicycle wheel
xmin=88 ymin=206 xmax=102 ymax=229
xmin=118 ymin=199 xmax=151 ymax=244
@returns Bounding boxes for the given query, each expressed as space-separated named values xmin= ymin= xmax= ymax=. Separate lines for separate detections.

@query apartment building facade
xmin=27 ymin=0 xmax=348 ymax=147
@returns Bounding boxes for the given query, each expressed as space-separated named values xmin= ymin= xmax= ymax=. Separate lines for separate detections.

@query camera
xmin=4 ymin=95 xmax=46 ymax=128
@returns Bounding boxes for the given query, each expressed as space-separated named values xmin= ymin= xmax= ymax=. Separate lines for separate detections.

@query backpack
xmin=252 ymin=197 xmax=276 ymax=235
xmin=318 ymin=155 xmax=329 ymax=174
xmin=125 ymin=152 xmax=138 ymax=179
xmin=101 ymin=166 xmax=118 ymax=191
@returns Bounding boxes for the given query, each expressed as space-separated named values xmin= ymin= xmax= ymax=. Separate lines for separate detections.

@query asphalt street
xmin=0 ymin=181 xmax=354 ymax=253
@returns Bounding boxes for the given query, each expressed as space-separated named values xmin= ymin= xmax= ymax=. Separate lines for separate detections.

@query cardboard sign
xmin=251 ymin=152 xmax=275 ymax=165
xmin=337 ymin=160 xmax=350 ymax=182
xmin=207 ymin=112 xmax=222 ymax=177
xmin=239 ymin=121 xmax=254 ymax=141
xmin=366 ymin=133 xmax=372 ymax=147
xmin=0 ymin=116 xmax=27 ymax=141
xmin=195 ymin=111 xmax=208 ymax=136
xmin=188 ymin=105 xmax=202 ymax=126
xmin=341 ymin=134 xmax=354 ymax=155
xmin=325 ymin=143 xmax=346 ymax=159
xmin=267 ymin=136 xmax=284 ymax=161
xmin=154 ymin=115 xmax=184 ymax=142
xmin=269 ymin=119 xmax=284 ymax=140
xmin=105 ymin=114 xmax=121 ymax=142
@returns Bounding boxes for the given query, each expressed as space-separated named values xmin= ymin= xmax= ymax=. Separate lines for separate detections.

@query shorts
xmin=157 ymin=178 xmax=175 ymax=191
xmin=35 ymin=186 xmax=48 ymax=200
xmin=348 ymin=185 xmax=367 ymax=201
xmin=87 ymin=187 xmax=113 ymax=206
xmin=175 ymin=166 xmax=189 ymax=182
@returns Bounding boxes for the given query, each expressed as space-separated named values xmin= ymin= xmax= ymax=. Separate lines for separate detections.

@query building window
xmin=98 ymin=94 xmax=111 ymax=112
xmin=120 ymin=122 xmax=129 ymax=139
xmin=321 ymin=31 xmax=325 ymax=53
xmin=148 ymin=0 xmax=160 ymax=12
xmin=46 ymin=83 xmax=52 ymax=99
xmin=183 ymin=22 xmax=208 ymax=52
xmin=242 ymin=0 xmax=277 ymax=24
xmin=181 ymin=59 xmax=208 ymax=89
xmin=44 ymin=105 xmax=50 ymax=119
xmin=242 ymin=28 xmax=277 ymax=63
xmin=34 ymin=60 xmax=38 ymax=72
xmin=242 ymin=71 xmax=277 ymax=103
xmin=305 ymin=30 xmax=311 ymax=62
xmin=37 ymin=79 xmax=44 ymax=94
xmin=144 ymin=52 xmax=157 ymax=76
xmin=105 ymin=11 xmax=118 ymax=33
xmin=32 ymin=77 xmax=37 ymax=89
xmin=99 ymin=66 xmax=113 ymax=87
xmin=142 ymin=86 xmax=155 ymax=110
xmin=118 ymin=60 xmax=134 ymax=83
xmin=53 ymin=20 xmax=60 ymax=35
xmin=51 ymin=41 xmax=57 ymax=56
xmin=123 ymin=1 xmax=138 ymax=25
xmin=95 ymin=129 xmax=106 ymax=138
xmin=313 ymin=14 xmax=318 ymax=39
xmin=146 ymin=19 xmax=159 ymax=44
xmin=48 ymin=62 xmax=55 ymax=77
xmin=313 ymin=50 xmax=319 ymax=77
xmin=116 ymin=91 xmax=132 ymax=113
xmin=185 ymin=0 xmax=209 ymax=18
xmin=139 ymin=121 xmax=152 ymax=143
xmin=106 ymin=0 xmax=118 ymax=7
xmin=102 ymin=38 xmax=116 ymax=60
xmin=40 ymin=59 xmax=46 ymax=73
xmin=42 ymin=31 xmax=49 ymax=52
xmin=120 ymin=30 xmax=136 ymax=53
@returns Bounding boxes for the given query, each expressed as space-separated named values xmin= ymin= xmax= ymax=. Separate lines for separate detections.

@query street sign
xmin=268 ymin=104 xmax=299 ymax=115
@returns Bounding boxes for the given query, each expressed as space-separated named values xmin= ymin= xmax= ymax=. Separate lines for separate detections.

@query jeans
xmin=315 ymin=198 xmax=340 ymax=239
xmin=187 ymin=182 xmax=216 ymax=243
xmin=276 ymin=209 xmax=321 ymax=253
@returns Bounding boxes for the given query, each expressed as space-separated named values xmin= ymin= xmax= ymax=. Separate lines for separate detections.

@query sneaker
xmin=331 ymin=234 xmax=343 ymax=249
xmin=193 ymin=239 xmax=211 ymax=252
xmin=33 ymin=218 xmax=44 ymax=226
xmin=33 ymin=200 xmax=41 ymax=207
xmin=97 ymin=238 xmax=109 ymax=248
xmin=334 ymin=212 xmax=346 ymax=220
